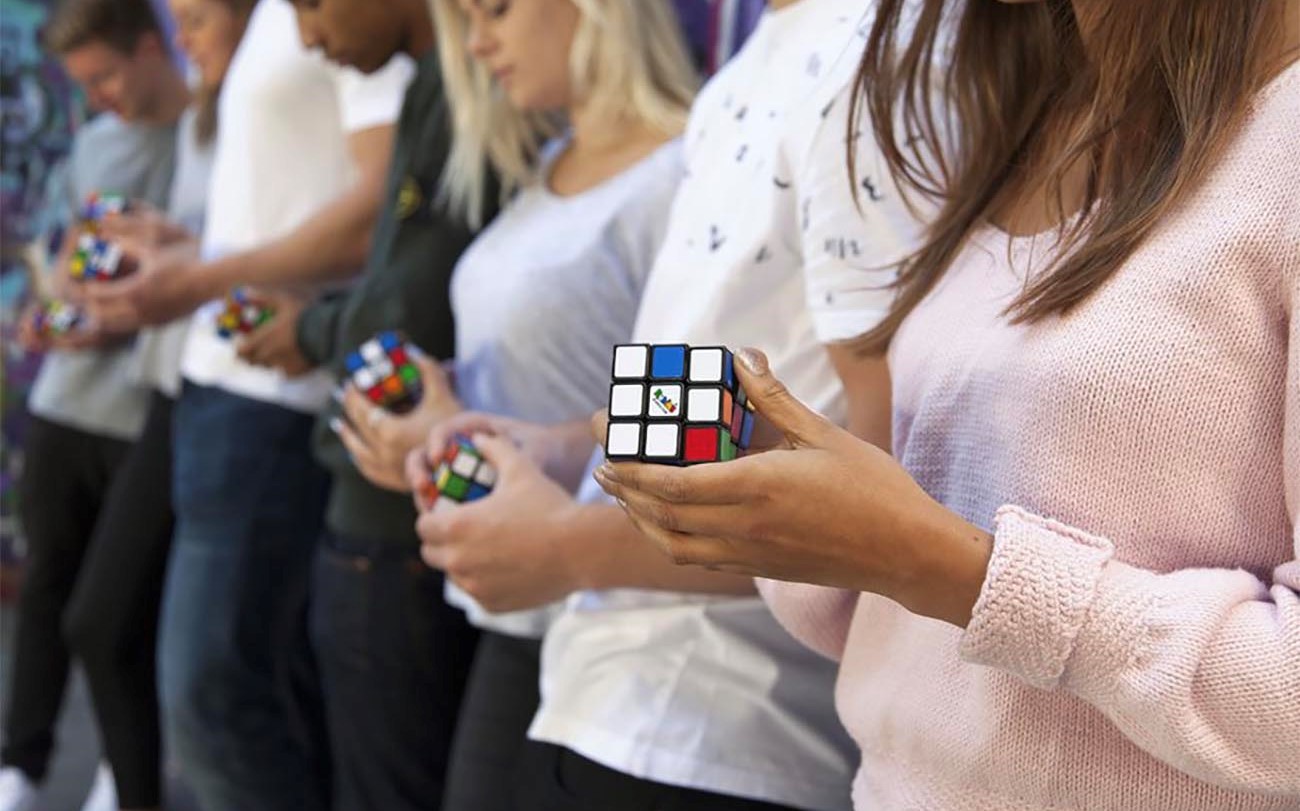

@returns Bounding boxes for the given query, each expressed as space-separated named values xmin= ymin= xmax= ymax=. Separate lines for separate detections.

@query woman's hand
xmin=334 ymin=350 xmax=461 ymax=492
xmin=414 ymin=432 xmax=583 ymax=613
xmin=593 ymin=347 xmax=994 ymax=627
xmin=406 ymin=411 xmax=589 ymax=511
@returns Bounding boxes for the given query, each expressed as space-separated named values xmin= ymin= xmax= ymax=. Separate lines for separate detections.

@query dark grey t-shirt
xmin=28 ymin=113 xmax=177 ymax=439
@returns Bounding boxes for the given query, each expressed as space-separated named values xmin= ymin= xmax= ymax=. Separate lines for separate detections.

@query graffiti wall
xmin=1 ymin=0 xmax=83 ymax=586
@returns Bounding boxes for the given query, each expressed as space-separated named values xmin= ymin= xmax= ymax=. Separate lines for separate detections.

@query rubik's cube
xmin=604 ymin=344 xmax=755 ymax=464
xmin=216 ymin=287 xmax=274 ymax=338
xmin=79 ymin=192 xmax=130 ymax=224
xmin=419 ymin=435 xmax=497 ymax=512
xmin=33 ymin=299 xmax=85 ymax=337
xmin=68 ymin=232 xmax=136 ymax=281
xmin=344 ymin=331 xmax=423 ymax=414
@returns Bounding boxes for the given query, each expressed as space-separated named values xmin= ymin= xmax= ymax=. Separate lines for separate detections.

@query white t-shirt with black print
xmin=530 ymin=2 xmax=927 ymax=810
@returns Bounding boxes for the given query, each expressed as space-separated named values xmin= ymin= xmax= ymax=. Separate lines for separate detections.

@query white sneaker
xmin=79 ymin=763 xmax=116 ymax=811
xmin=0 ymin=767 xmax=38 ymax=811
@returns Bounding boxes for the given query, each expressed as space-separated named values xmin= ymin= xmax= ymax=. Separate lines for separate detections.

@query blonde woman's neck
xmin=547 ymin=104 xmax=673 ymax=197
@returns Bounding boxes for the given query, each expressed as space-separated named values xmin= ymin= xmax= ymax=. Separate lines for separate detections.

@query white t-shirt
xmin=445 ymin=138 xmax=685 ymax=638
xmin=178 ymin=0 xmax=412 ymax=412
xmin=529 ymin=2 xmax=926 ymax=810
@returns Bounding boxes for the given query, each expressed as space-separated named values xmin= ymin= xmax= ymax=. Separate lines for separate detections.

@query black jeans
xmin=442 ymin=632 xmax=543 ymax=811
xmin=310 ymin=531 xmax=480 ymax=811
xmin=63 ymin=393 xmax=176 ymax=808
xmin=2 ymin=413 xmax=136 ymax=785
xmin=516 ymin=743 xmax=803 ymax=811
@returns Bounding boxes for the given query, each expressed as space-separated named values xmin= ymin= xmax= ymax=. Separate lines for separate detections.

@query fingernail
xmin=736 ymin=348 xmax=768 ymax=375
xmin=594 ymin=463 xmax=616 ymax=483
xmin=407 ymin=344 xmax=427 ymax=360
xmin=329 ymin=417 xmax=344 ymax=434
xmin=331 ymin=387 xmax=345 ymax=404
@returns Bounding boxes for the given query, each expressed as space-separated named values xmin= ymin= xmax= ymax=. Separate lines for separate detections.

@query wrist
xmin=550 ymin=501 xmax=604 ymax=593
xmin=893 ymin=502 xmax=994 ymax=628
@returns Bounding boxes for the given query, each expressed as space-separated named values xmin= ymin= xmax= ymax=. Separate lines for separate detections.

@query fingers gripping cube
xmin=34 ymin=300 xmax=85 ymax=337
xmin=216 ymin=287 xmax=274 ymax=339
xmin=419 ymin=435 xmax=497 ymax=512
xmin=604 ymin=344 xmax=755 ymax=465
xmin=69 ymin=193 xmax=136 ymax=282
xmin=68 ymin=233 xmax=137 ymax=282
xmin=344 ymin=331 xmax=424 ymax=414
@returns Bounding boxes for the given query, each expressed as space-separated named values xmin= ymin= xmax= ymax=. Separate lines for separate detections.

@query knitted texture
xmin=763 ymin=64 xmax=1300 ymax=810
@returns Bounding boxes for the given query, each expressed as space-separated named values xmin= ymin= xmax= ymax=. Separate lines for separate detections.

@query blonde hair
xmin=432 ymin=0 xmax=698 ymax=227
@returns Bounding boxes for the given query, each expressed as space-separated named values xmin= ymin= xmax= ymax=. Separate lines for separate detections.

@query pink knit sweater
xmin=762 ymin=64 xmax=1300 ymax=810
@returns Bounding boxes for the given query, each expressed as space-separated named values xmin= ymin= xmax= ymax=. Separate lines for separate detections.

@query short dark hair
xmin=41 ymin=0 xmax=164 ymax=56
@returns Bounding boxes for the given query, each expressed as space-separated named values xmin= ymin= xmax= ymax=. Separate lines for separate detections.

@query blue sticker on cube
xmin=650 ymin=345 xmax=687 ymax=379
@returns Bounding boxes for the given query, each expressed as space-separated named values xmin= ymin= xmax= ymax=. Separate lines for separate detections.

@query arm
xmin=563 ymin=501 xmax=756 ymax=596
xmin=86 ymin=124 xmax=396 ymax=330
xmin=197 ymin=124 xmax=394 ymax=294
xmin=414 ymin=431 xmax=754 ymax=615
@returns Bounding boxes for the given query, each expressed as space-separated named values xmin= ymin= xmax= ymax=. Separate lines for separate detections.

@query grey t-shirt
xmin=28 ymin=113 xmax=177 ymax=439
xmin=446 ymin=136 xmax=685 ymax=636
xmin=127 ymin=108 xmax=214 ymax=396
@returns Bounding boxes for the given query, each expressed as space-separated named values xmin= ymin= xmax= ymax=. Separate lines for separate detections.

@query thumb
xmin=466 ymin=431 xmax=525 ymax=479
xmin=734 ymin=347 xmax=834 ymax=448
xmin=410 ymin=348 xmax=452 ymax=391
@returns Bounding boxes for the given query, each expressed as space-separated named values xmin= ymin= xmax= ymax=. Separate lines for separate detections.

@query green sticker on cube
xmin=720 ymin=432 xmax=737 ymax=461
xmin=442 ymin=474 xmax=471 ymax=500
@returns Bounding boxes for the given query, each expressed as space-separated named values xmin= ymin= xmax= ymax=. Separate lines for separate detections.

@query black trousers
xmin=5 ymin=395 xmax=174 ymax=807
xmin=516 ymin=742 xmax=803 ymax=811
xmin=310 ymin=531 xmax=480 ymax=811
xmin=442 ymin=631 xmax=542 ymax=811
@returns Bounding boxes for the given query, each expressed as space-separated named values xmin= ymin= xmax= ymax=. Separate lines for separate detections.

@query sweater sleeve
xmin=958 ymin=168 xmax=1300 ymax=795
xmin=756 ymin=579 xmax=859 ymax=662
xmin=961 ymin=326 xmax=1300 ymax=799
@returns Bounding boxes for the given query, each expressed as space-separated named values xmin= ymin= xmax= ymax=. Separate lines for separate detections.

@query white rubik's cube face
xmin=344 ymin=331 xmax=423 ymax=413
xmin=603 ymin=344 xmax=756 ymax=465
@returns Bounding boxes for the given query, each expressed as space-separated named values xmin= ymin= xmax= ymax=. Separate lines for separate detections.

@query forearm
xmin=199 ymin=180 xmax=381 ymax=295
xmin=560 ymin=502 xmax=756 ymax=596
xmin=961 ymin=506 xmax=1300 ymax=793
xmin=542 ymin=419 xmax=600 ymax=492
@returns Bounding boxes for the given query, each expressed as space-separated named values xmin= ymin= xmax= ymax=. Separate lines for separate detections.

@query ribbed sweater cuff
xmin=959 ymin=505 xmax=1114 ymax=690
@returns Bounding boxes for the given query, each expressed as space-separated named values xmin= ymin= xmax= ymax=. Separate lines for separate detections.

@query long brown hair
xmin=192 ymin=0 xmax=256 ymax=144
xmin=847 ymin=0 xmax=1282 ymax=354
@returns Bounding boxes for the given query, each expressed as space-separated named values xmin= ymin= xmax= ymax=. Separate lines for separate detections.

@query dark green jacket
xmin=297 ymin=49 xmax=498 ymax=544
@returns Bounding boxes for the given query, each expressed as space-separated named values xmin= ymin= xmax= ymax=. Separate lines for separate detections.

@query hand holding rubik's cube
xmin=32 ymin=299 xmax=86 ymax=338
xmin=216 ymin=287 xmax=274 ymax=339
xmin=69 ymin=192 xmax=137 ymax=282
xmin=69 ymin=233 xmax=137 ymax=281
xmin=604 ymin=344 xmax=756 ymax=464
xmin=344 ymin=331 xmax=424 ymax=414
xmin=418 ymin=434 xmax=497 ymax=512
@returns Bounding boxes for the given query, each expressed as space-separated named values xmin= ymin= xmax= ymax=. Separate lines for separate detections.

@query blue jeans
xmin=159 ymin=383 xmax=331 ymax=811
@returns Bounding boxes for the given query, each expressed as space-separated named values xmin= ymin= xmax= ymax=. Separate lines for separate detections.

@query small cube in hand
xmin=343 ymin=331 xmax=424 ymax=414
xmin=215 ymin=287 xmax=274 ymax=339
xmin=419 ymin=434 xmax=497 ymax=512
